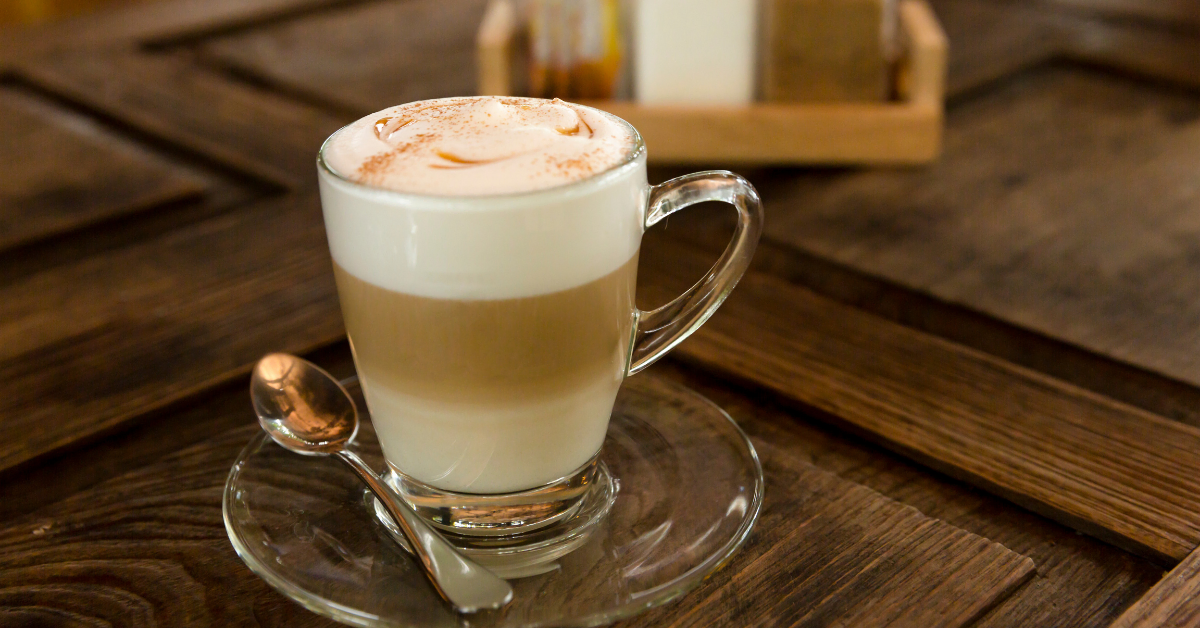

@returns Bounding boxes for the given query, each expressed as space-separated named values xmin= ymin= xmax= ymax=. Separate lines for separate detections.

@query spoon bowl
xmin=249 ymin=352 xmax=513 ymax=613
xmin=252 ymin=353 xmax=358 ymax=454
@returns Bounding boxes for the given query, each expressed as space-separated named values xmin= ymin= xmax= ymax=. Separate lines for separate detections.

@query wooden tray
xmin=477 ymin=0 xmax=948 ymax=165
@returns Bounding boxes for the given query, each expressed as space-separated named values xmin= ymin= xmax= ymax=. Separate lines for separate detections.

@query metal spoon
xmin=250 ymin=352 xmax=514 ymax=613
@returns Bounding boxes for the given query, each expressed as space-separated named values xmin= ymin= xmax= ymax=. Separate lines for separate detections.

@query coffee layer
xmin=322 ymin=97 xmax=636 ymax=196
xmin=335 ymin=254 xmax=638 ymax=493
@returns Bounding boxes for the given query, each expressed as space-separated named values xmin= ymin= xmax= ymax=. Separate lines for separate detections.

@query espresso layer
xmin=335 ymin=254 xmax=638 ymax=405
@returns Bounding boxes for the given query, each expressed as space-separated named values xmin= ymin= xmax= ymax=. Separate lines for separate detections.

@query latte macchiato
xmin=318 ymin=96 xmax=762 ymax=540
xmin=319 ymin=97 xmax=643 ymax=494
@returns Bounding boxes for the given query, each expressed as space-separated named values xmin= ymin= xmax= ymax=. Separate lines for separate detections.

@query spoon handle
xmin=334 ymin=449 xmax=514 ymax=612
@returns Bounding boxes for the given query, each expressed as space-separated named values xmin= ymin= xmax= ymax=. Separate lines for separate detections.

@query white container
xmin=632 ymin=0 xmax=758 ymax=105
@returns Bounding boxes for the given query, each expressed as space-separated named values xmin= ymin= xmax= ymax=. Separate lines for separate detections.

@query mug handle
xmin=627 ymin=171 xmax=763 ymax=375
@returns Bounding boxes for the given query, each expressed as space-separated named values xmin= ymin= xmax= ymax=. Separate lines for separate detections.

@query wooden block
xmin=638 ymin=237 xmax=1200 ymax=565
xmin=761 ymin=0 xmax=891 ymax=103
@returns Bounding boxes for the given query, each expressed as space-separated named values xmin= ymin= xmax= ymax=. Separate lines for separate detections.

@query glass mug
xmin=317 ymin=100 xmax=762 ymax=536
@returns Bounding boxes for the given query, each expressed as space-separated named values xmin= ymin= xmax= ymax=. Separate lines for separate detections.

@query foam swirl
xmin=322 ymin=97 xmax=636 ymax=196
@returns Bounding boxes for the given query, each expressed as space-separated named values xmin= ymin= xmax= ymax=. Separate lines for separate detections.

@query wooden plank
xmin=0 ymin=343 xmax=356 ymax=527
xmin=1063 ymin=17 xmax=1200 ymax=89
xmin=905 ymin=0 xmax=1200 ymax=99
xmin=645 ymin=198 xmax=1200 ymax=430
xmin=0 ymin=371 xmax=1034 ymax=627
xmin=1111 ymin=546 xmax=1200 ymax=627
xmin=760 ymin=65 xmax=1200 ymax=396
xmin=929 ymin=0 xmax=1064 ymax=97
xmin=197 ymin=0 xmax=490 ymax=115
xmin=16 ymin=50 xmax=347 ymax=189
xmin=0 ymin=192 xmax=344 ymax=476
xmin=1033 ymin=0 xmax=1200 ymax=30
xmin=649 ymin=360 xmax=1163 ymax=628
xmin=636 ymin=443 xmax=1035 ymax=627
xmin=637 ymin=235 xmax=1200 ymax=564
xmin=0 ymin=0 xmax=354 ymax=66
xmin=0 ymin=87 xmax=207 ymax=251
xmin=0 ymin=424 xmax=340 ymax=628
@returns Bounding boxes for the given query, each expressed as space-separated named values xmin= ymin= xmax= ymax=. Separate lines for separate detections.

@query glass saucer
xmin=223 ymin=374 xmax=763 ymax=628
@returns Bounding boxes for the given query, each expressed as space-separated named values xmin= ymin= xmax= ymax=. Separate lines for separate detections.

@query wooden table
xmin=3 ymin=0 xmax=1200 ymax=625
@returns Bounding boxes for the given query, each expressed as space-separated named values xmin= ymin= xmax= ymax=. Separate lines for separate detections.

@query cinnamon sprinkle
xmin=331 ymin=96 xmax=634 ymax=194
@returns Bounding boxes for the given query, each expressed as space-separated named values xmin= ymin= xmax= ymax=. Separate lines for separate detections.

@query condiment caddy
xmin=477 ymin=0 xmax=947 ymax=165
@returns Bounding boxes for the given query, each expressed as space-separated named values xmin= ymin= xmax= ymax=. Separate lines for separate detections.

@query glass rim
xmin=316 ymin=98 xmax=647 ymax=202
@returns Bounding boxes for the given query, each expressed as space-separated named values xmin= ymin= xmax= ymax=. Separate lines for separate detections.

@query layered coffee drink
xmin=319 ymin=97 xmax=643 ymax=494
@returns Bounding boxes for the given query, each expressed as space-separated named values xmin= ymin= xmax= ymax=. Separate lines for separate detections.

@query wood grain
xmin=0 ymin=343 xmax=356 ymax=527
xmin=638 ymin=235 xmax=1200 ymax=565
xmin=0 ymin=87 xmax=206 ymax=251
xmin=0 ymin=192 xmax=344 ymax=476
xmin=1033 ymin=0 xmax=1200 ymax=30
xmin=760 ymin=0 xmax=889 ymax=103
xmin=2 ymin=0 xmax=1200 ymax=623
xmin=630 ymin=444 xmax=1035 ymax=627
xmin=1063 ymin=16 xmax=1200 ymax=89
xmin=761 ymin=65 xmax=1200 ymax=396
xmin=17 ymin=49 xmax=347 ymax=189
xmin=0 ymin=370 xmax=1034 ymax=628
xmin=1111 ymin=545 xmax=1200 ymax=627
xmin=0 ymin=0 xmax=355 ymax=66
xmin=0 ymin=425 xmax=341 ymax=628
xmin=645 ymin=201 xmax=1200 ymax=429
xmin=649 ymin=360 xmax=1163 ymax=628
xmin=196 ymin=0 xmax=489 ymax=115
xmin=930 ymin=0 xmax=1064 ymax=97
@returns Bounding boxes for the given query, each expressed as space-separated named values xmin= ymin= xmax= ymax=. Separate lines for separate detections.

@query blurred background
xmin=1 ymin=0 xmax=154 ymax=25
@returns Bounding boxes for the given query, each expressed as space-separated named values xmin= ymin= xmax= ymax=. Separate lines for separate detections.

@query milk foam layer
xmin=319 ymin=119 xmax=646 ymax=300
xmin=322 ymin=97 xmax=637 ymax=196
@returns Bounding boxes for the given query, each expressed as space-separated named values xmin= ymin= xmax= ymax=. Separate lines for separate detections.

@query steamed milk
xmin=319 ymin=97 xmax=643 ymax=494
